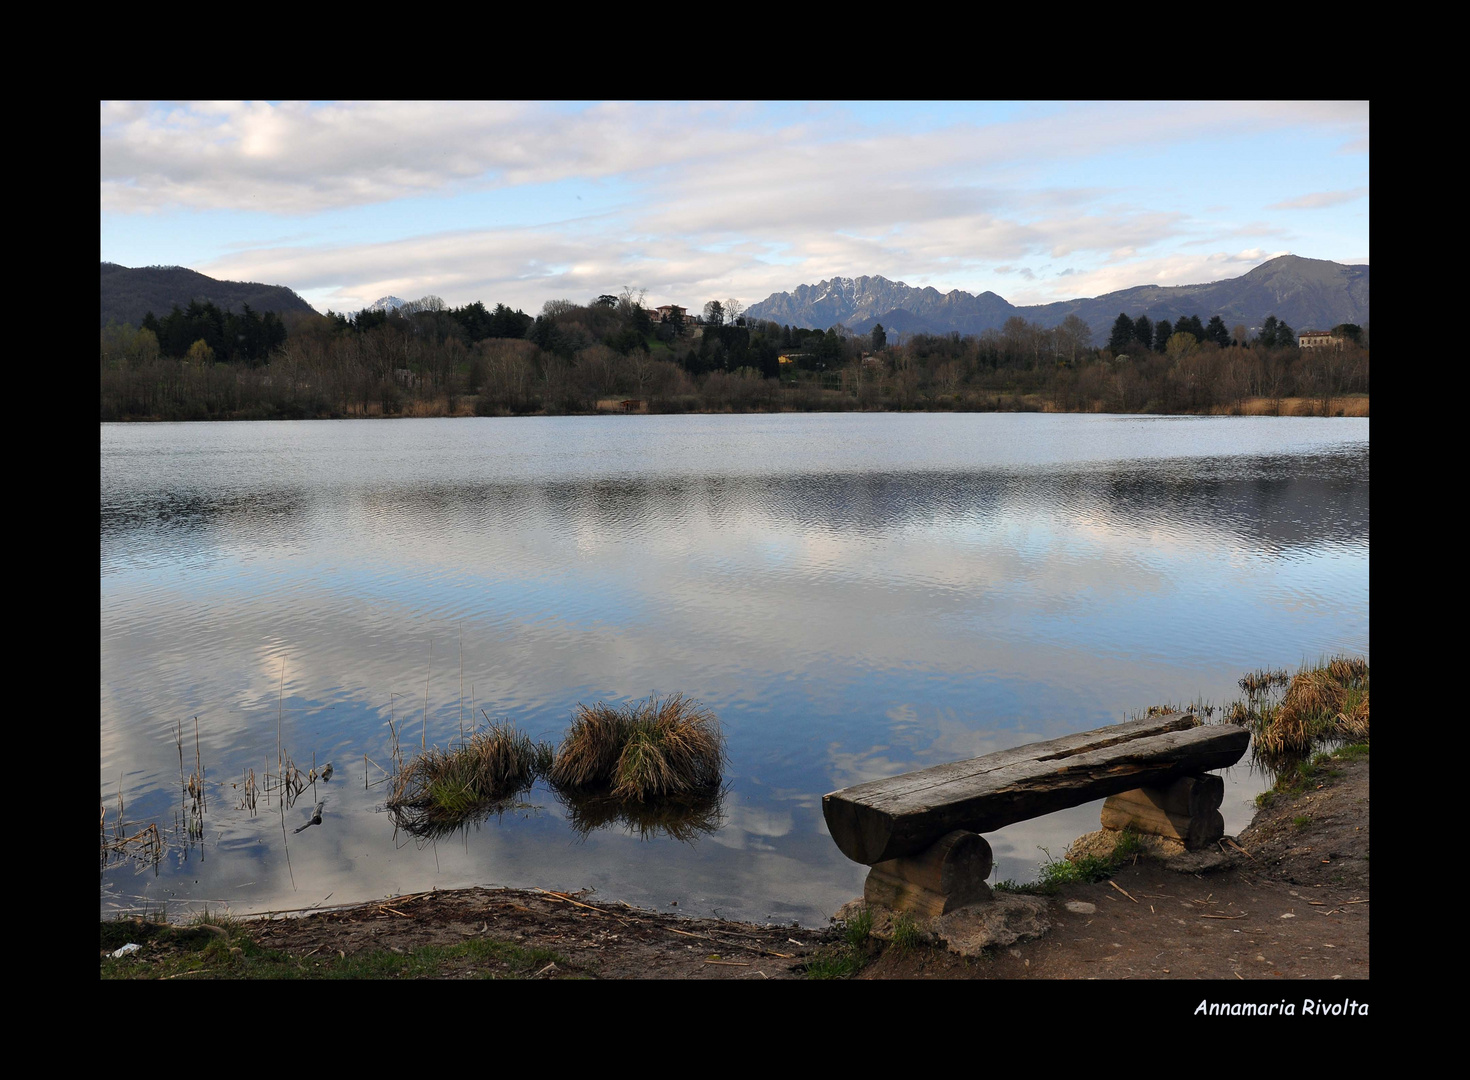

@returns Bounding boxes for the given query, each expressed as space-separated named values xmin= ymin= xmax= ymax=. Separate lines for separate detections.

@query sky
xmin=100 ymin=101 xmax=1369 ymax=319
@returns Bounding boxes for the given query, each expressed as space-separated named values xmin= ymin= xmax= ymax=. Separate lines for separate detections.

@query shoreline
xmin=101 ymin=394 xmax=1369 ymax=423
xmin=101 ymin=749 xmax=1368 ymax=980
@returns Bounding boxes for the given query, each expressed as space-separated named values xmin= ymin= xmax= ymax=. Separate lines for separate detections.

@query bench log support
xmin=1100 ymin=773 xmax=1225 ymax=849
xmin=863 ymin=830 xmax=993 ymax=917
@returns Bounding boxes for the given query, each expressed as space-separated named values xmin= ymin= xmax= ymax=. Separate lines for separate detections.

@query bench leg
xmin=1100 ymin=773 xmax=1225 ymax=850
xmin=863 ymin=829 xmax=994 ymax=916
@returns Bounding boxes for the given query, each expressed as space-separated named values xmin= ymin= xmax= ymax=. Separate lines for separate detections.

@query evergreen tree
xmin=1108 ymin=313 xmax=1135 ymax=354
xmin=1205 ymin=315 xmax=1231 ymax=348
xmin=1153 ymin=318 xmax=1174 ymax=352
xmin=1258 ymin=316 xmax=1280 ymax=348
xmin=1179 ymin=314 xmax=1207 ymax=341
xmin=1133 ymin=314 xmax=1153 ymax=352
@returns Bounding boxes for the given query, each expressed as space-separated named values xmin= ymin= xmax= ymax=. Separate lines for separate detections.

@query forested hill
xmin=100 ymin=263 xmax=318 ymax=328
xmin=1022 ymin=256 xmax=1370 ymax=342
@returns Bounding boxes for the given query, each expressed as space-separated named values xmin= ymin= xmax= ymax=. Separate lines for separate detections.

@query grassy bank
xmin=99 ymin=912 xmax=570 ymax=980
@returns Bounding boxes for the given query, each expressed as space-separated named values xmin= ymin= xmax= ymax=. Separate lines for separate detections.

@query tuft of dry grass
xmin=547 ymin=703 xmax=633 ymax=791
xmin=1228 ymin=655 xmax=1369 ymax=767
xmin=549 ymin=695 xmax=726 ymax=802
xmin=387 ymin=721 xmax=552 ymax=822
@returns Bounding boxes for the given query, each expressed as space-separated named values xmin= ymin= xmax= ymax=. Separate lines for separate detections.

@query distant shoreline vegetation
xmin=100 ymin=294 xmax=1369 ymax=422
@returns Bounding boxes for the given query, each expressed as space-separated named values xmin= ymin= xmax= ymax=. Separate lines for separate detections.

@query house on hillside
xmin=1299 ymin=330 xmax=1344 ymax=349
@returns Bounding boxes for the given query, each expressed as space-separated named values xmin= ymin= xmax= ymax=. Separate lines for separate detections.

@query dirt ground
xmin=114 ymin=755 xmax=1367 ymax=981
xmin=857 ymin=754 xmax=1368 ymax=980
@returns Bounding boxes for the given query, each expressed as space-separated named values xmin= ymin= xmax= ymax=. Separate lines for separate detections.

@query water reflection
xmin=101 ymin=456 xmax=1367 ymax=560
xmin=557 ymin=786 xmax=726 ymax=843
xmin=100 ymin=415 xmax=1368 ymax=926
xmin=388 ymin=796 xmax=547 ymax=845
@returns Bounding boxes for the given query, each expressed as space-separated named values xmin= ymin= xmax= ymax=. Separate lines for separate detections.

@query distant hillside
xmin=100 ymin=263 xmax=319 ymax=328
xmin=745 ymin=256 xmax=1370 ymax=340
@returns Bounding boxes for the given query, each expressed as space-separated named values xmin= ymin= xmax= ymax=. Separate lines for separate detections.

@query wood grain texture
xmin=823 ymin=717 xmax=1249 ymax=864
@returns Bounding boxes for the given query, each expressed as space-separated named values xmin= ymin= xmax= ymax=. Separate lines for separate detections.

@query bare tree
xmin=1057 ymin=314 xmax=1093 ymax=365
xmin=617 ymin=286 xmax=646 ymax=321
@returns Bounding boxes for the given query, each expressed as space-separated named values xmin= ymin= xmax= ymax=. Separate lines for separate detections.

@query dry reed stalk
xmin=277 ymin=658 xmax=285 ymax=774
xmin=1335 ymin=691 xmax=1370 ymax=742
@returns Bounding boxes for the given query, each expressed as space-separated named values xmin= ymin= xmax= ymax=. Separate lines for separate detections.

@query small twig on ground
xmin=1110 ymin=880 xmax=1139 ymax=903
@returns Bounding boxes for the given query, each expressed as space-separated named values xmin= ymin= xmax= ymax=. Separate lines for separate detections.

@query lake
xmin=100 ymin=412 xmax=1369 ymax=926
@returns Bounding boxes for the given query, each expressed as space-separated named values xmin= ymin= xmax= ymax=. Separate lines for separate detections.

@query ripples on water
xmin=100 ymin=414 xmax=1368 ymax=925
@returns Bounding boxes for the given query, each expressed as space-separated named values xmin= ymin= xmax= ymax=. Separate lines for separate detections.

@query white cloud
xmin=104 ymin=101 xmax=1370 ymax=312
xmin=1267 ymin=186 xmax=1370 ymax=210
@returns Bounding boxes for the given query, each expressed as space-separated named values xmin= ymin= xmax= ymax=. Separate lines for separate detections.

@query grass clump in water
xmin=1226 ymin=655 xmax=1368 ymax=770
xmin=549 ymin=695 xmax=726 ymax=802
xmin=387 ymin=721 xmax=552 ymax=827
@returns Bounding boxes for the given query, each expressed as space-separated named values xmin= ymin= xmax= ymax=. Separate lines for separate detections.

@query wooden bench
xmin=821 ymin=713 xmax=1250 ymax=915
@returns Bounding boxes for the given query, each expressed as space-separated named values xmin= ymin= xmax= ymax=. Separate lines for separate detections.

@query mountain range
xmin=101 ymin=255 xmax=1370 ymax=343
xmin=743 ymin=255 xmax=1369 ymax=340
xmin=100 ymin=263 xmax=318 ymax=328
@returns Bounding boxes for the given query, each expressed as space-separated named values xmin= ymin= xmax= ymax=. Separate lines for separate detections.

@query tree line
xmin=100 ymin=290 xmax=1369 ymax=421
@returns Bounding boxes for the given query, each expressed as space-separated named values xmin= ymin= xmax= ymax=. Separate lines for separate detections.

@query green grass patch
xmin=802 ymin=945 xmax=871 ymax=979
xmin=1255 ymin=741 xmax=1367 ymax=808
xmin=101 ymin=914 xmax=571 ymax=980
xmin=890 ymin=913 xmax=924 ymax=953
xmin=998 ymin=829 xmax=1144 ymax=896
xmin=802 ymin=907 xmax=878 ymax=979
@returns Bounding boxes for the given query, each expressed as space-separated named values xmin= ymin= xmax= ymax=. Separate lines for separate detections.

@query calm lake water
xmin=100 ymin=413 xmax=1369 ymax=926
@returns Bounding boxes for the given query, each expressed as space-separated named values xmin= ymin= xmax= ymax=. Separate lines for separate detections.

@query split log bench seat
xmin=822 ymin=712 xmax=1251 ymax=916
